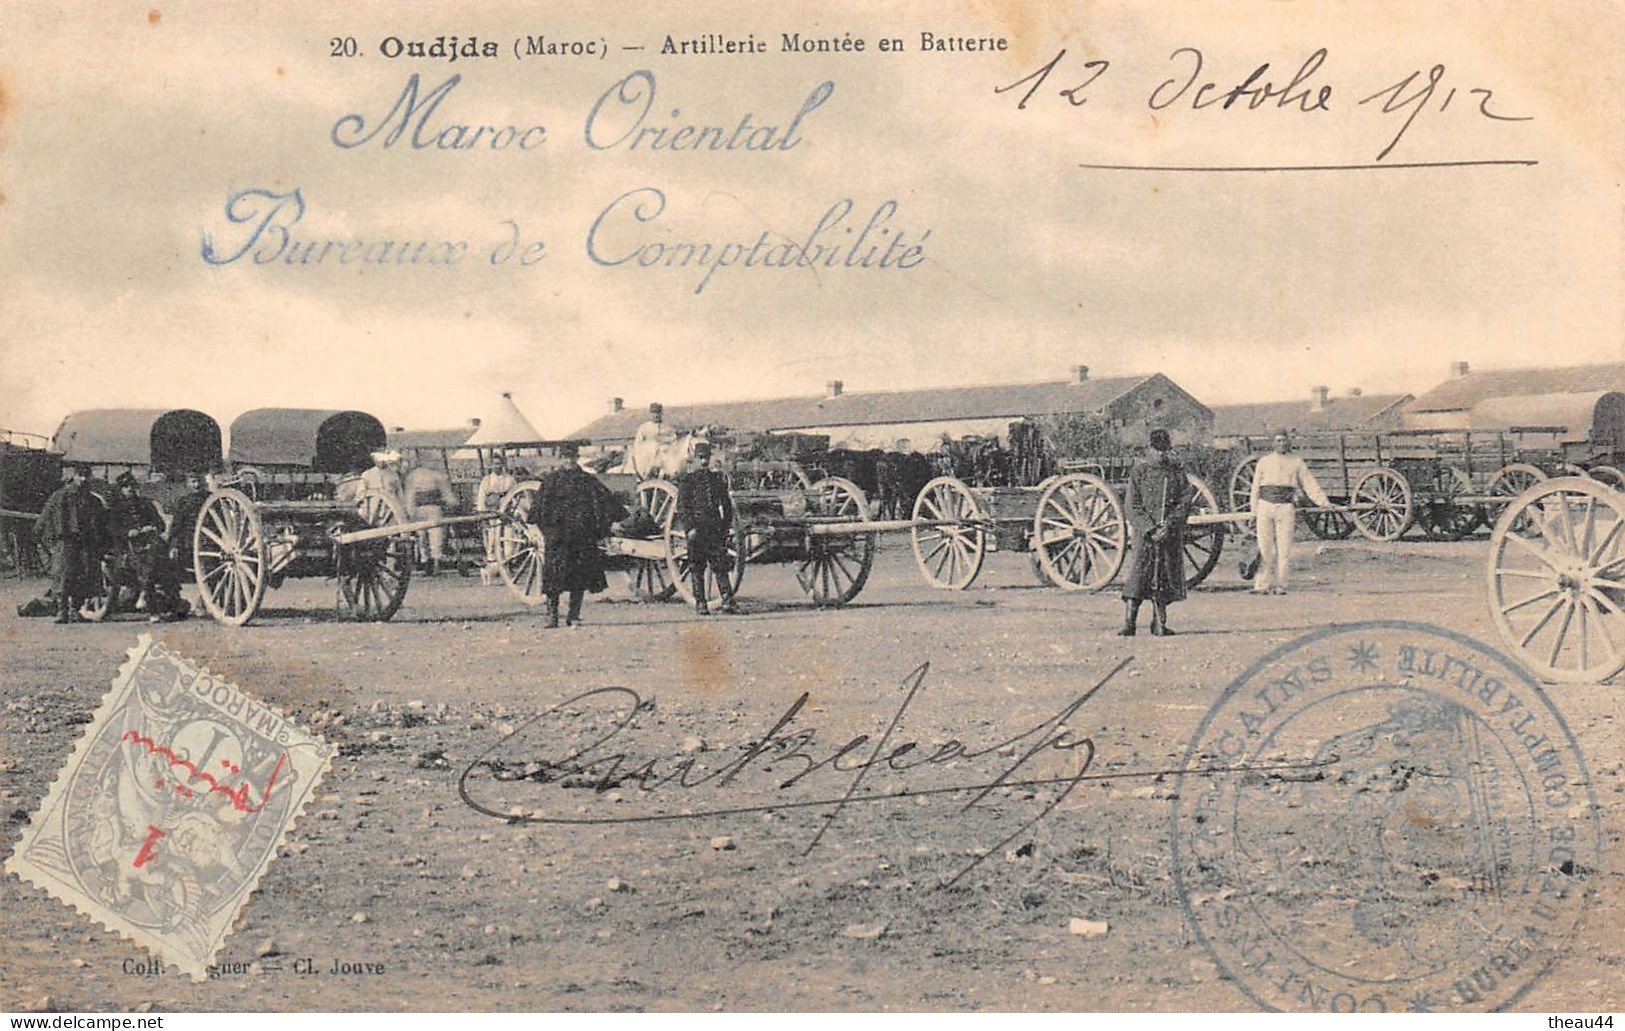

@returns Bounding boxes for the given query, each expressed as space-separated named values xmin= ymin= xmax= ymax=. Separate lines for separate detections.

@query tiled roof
xmin=570 ymin=375 xmax=1180 ymax=442
xmin=1212 ymin=393 xmax=1411 ymax=438
xmin=1411 ymin=363 xmax=1623 ymax=412
xmin=387 ymin=426 xmax=479 ymax=450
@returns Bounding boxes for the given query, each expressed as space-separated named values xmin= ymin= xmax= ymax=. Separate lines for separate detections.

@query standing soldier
xmin=1248 ymin=430 xmax=1333 ymax=595
xmin=530 ymin=442 xmax=624 ymax=628
xmin=476 ymin=452 xmax=518 ymax=573
xmin=403 ymin=459 xmax=458 ymax=576
xmin=675 ymin=440 xmax=738 ymax=616
xmin=1119 ymin=429 xmax=1193 ymax=637
xmin=151 ymin=471 xmax=212 ymax=621
xmin=36 ymin=463 xmax=107 ymax=624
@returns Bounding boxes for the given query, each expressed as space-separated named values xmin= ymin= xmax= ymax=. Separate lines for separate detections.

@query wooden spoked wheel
xmin=648 ymin=479 xmax=746 ymax=607
xmin=795 ymin=477 xmax=876 ymax=607
xmin=1492 ymin=463 xmax=1549 ymax=537
xmin=192 ymin=488 xmax=268 ymax=626
xmin=1305 ymin=509 xmax=1356 ymax=540
xmin=1351 ymin=467 xmax=1413 ymax=542
xmin=494 ymin=481 xmax=545 ymax=605
xmin=1182 ymin=474 xmax=1225 ymax=588
xmin=911 ymin=476 xmax=988 ymax=590
xmin=626 ymin=479 xmax=680 ymax=601
xmin=1419 ymin=467 xmax=1485 ymax=541
xmin=1226 ymin=455 xmax=1260 ymax=540
xmin=1030 ymin=473 xmax=1125 ymax=591
xmin=1487 ymin=476 xmax=1625 ymax=684
xmin=338 ymin=491 xmax=412 ymax=621
xmin=1586 ymin=465 xmax=1625 ymax=491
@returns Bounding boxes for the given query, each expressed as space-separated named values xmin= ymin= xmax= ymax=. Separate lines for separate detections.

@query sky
xmin=1 ymin=0 xmax=1620 ymax=444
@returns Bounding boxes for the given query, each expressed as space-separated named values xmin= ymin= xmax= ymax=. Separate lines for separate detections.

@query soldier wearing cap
xmin=529 ymin=441 xmax=625 ymax=628
xmin=674 ymin=440 xmax=738 ymax=615
xmin=35 ymin=463 xmax=108 ymax=623
xmin=1119 ymin=429 xmax=1193 ymax=637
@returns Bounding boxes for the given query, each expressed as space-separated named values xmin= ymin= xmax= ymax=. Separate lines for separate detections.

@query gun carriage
xmin=902 ymin=458 xmax=1228 ymax=593
xmin=190 ymin=409 xmax=500 ymax=626
xmin=1227 ymin=392 xmax=1625 ymax=544
xmin=493 ymin=456 xmax=878 ymax=609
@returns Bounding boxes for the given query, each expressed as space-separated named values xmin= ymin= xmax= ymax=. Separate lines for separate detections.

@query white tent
xmin=461 ymin=392 xmax=542 ymax=446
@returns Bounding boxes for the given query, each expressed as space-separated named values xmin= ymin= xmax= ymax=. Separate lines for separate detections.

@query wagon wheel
xmin=1030 ymin=472 xmax=1124 ymax=591
xmin=1351 ymin=467 xmax=1412 ymax=542
xmin=192 ymin=488 xmax=268 ymax=626
xmin=651 ymin=479 xmax=746 ymax=607
xmin=795 ymin=477 xmax=876 ymax=607
xmin=911 ymin=476 xmax=987 ymax=590
xmin=1305 ymin=509 xmax=1356 ymax=540
xmin=337 ymin=491 xmax=412 ymax=621
xmin=1586 ymin=465 xmax=1625 ymax=491
xmin=492 ymin=481 xmax=545 ymax=605
xmin=1227 ymin=455 xmax=1260 ymax=540
xmin=1182 ymin=474 xmax=1225 ymax=588
xmin=626 ymin=479 xmax=680 ymax=601
xmin=1486 ymin=476 xmax=1625 ymax=684
xmin=1419 ymin=467 xmax=1484 ymax=541
xmin=1491 ymin=463 xmax=1549 ymax=537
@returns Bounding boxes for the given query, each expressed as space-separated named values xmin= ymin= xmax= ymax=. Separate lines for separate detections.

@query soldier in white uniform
xmin=359 ymin=450 xmax=405 ymax=508
xmin=1248 ymin=431 xmax=1332 ymax=595
xmin=403 ymin=460 xmax=457 ymax=575
xmin=630 ymin=403 xmax=678 ymax=478
xmin=476 ymin=453 xmax=518 ymax=571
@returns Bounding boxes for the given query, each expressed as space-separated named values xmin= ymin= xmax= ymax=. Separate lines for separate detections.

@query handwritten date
xmin=996 ymin=47 xmax=1533 ymax=162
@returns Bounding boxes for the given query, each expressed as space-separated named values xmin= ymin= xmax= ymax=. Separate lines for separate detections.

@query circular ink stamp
xmin=1171 ymin=621 xmax=1601 ymax=1012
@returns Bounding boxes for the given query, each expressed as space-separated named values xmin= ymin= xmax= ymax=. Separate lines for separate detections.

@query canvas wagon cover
xmin=1468 ymin=391 xmax=1625 ymax=445
xmin=229 ymin=408 xmax=386 ymax=473
xmin=52 ymin=408 xmax=222 ymax=473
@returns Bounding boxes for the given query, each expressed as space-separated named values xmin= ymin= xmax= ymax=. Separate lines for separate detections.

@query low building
xmin=1212 ymin=386 xmax=1412 ymax=444
xmin=1406 ymin=360 xmax=1624 ymax=431
xmin=569 ymin=366 xmax=1214 ymax=451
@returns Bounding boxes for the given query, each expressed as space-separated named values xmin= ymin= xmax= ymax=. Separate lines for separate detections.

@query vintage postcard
xmin=1 ymin=0 xmax=1620 ymax=1015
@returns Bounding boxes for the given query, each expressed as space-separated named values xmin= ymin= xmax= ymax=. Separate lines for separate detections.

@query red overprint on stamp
xmin=4 ymin=634 xmax=334 ymax=981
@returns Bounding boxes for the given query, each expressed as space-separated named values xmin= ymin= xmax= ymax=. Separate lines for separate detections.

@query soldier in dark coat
xmin=674 ymin=441 xmax=737 ymax=615
xmin=1119 ymin=429 xmax=1193 ymax=637
xmin=35 ymin=463 xmax=108 ymax=623
xmin=530 ymin=443 xmax=624 ymax=628
xmin=108 ymin=471 xmax=167 ymax=613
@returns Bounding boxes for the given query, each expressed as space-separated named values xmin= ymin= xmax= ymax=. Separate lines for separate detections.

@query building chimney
xmin=1450 ymin=361 xmax=1470 ymax=379
xmin=607 ymin=397 xmax=624 ymax=414
xmin=1310 ymin=385 xmax=1330 ymax=411
xmin=1072 ymin=364 xmax=1090 ymax=384
xmin=825 ymin=380 xmax=844 ymax=398
xmin=468 ymin=417 xmax=482 ymax=428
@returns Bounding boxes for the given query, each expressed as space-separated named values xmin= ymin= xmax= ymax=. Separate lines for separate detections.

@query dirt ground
xmin=1 ymin=534 xmax=1620 ymax=1012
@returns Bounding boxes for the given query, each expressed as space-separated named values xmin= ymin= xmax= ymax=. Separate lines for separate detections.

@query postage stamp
xmin=1171 ymin=621 xmax=1602 ymax=1013
xmin=4 ymin=635 xmax=333 ymax=981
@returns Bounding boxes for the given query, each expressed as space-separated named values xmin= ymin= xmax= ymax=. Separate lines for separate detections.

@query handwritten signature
xmin=459 ymin=660 xmax=1332 ymax=886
